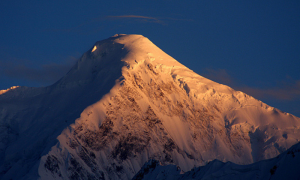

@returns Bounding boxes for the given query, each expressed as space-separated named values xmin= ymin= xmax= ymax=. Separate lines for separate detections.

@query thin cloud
xmin=0 ymin=57 xmax=77 ymax=85
xmin=44 ymin=15 xmax=193 ymax=34
xmin=202 ymin=68 xmax=234 ymax=85
xmin=44 ymin=15 xmax=164 ymax=34
xmin=161 ymin=17 xmax=194 ymax=22
xmin=238 ymin=81 xmax=300 ymax=101
xmin=106 ymin=15 xmax=164 ymax=24
xmin=202 ymin=68 xmax=300 ymax=101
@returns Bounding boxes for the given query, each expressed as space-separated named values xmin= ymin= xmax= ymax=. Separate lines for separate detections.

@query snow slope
xmin=0 ymin=35 xmax=126 ymax=180
xmin=37 ymin=34 xmax=300 ymax=179
xmin=0 ymin=34 xmax=299 ymax=180
xmin=132 ymin=141 xmax=300 ymax=180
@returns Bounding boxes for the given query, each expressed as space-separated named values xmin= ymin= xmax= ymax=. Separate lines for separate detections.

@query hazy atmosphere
xmin=1 ymin=0 xmax=299 ymax=116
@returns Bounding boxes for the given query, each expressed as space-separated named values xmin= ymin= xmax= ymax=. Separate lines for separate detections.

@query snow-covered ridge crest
xmin=38 ymin=34 xmax=300 ymax=180
xmin=0 ymin=86 xmax=19 ymax=95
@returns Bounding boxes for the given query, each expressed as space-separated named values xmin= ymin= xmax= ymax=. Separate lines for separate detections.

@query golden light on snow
xmin=92 ymin=45 xmax=97 ymax=52
xmin=0 ymin=86 xmax=19 ymax=95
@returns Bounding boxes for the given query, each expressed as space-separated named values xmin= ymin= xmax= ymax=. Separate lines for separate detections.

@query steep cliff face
xmin=37 ymin=34 xmax=300 ymax=180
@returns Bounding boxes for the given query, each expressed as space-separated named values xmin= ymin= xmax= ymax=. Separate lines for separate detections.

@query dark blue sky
xmin=1 ymin=0 xmax=299 ymax=116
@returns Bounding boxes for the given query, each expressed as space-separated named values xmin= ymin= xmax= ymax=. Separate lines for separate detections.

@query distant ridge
xmin=133 ymin=141 xmax=300 ymax=180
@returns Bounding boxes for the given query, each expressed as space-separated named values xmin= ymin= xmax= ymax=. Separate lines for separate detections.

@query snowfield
xmin=0 ymin=34 xmax=299 ymax=180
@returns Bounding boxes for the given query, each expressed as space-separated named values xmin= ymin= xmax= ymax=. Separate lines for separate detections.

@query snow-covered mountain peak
xmin=55 ymin=34 xmax=189 ymax=88
xmin=1 ymin=34 xmax=300 ymax=180
xmin=36 ymin=35 xmax=300 ymax=179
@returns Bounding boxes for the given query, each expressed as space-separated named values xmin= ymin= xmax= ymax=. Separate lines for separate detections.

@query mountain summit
xmin=0 ymin=34 xmax=299 ymax=180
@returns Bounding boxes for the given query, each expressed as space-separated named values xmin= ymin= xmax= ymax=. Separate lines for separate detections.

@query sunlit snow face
xmin=91 ymin=45 xmax=97 ymax=52
xmin=0 ymin=86 xmax=20 ymax=95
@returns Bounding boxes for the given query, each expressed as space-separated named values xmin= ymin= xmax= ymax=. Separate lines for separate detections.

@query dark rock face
xmin=44 ymin=155 xmax=61 ymax=177
xmin=131 ymin=159 xmax=159 ymax=180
